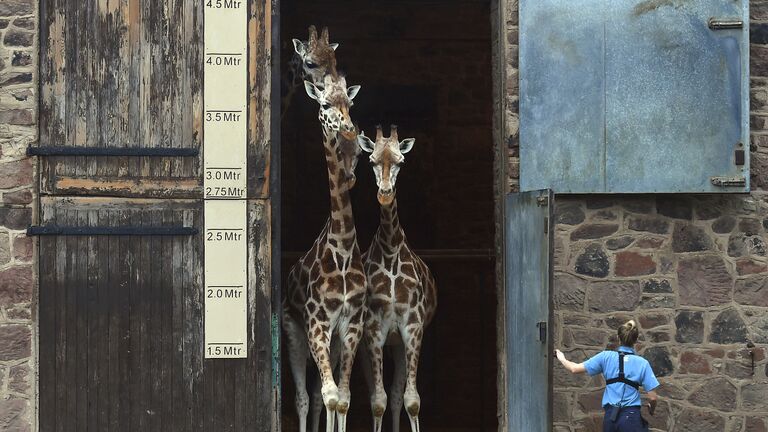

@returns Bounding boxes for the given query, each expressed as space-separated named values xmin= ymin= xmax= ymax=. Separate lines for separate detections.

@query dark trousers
xmin=602 ymin=406 xmax=648 ymax=432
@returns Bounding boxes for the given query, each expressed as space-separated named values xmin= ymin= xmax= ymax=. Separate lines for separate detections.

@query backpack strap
xmin=605 ymin=352 xmax=641 ymax=390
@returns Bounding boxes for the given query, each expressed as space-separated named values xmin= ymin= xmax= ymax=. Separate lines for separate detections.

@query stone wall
xmin=504 ymin=0 xmax=768 ymax=430
xmin=0 ymin=0 xmax=36 ymax=431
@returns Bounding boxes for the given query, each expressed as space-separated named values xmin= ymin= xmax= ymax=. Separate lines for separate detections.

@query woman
xmin=555 ymin=320 xmax=659 ymax=432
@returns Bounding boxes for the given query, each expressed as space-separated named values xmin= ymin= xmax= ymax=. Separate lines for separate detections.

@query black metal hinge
xmin=27 ymin=225 xmax=198 ymax=236
xmin=27 ymin=147 xmax=199 ymax=157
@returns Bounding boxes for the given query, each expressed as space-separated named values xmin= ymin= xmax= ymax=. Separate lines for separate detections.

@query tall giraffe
xmin=358 ymin=125 xmax=437 ymax=432
xmin=282 ymin=25 xmax=339 ymax=120
xmin=283 ymin=73 xmax=367 ymax=432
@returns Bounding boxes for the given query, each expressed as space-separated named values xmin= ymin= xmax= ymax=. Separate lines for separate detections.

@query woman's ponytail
xmin=618 ymin=319 xmax=639 ymax=347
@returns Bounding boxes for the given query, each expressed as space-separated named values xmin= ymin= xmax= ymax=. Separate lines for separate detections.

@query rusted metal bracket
xmin=711 ymin=176 xmax=747 ymax=187
xmin=709 ymin=18 xmax=743 ymax=30
xmin=27 ymin=146 xmax=199 ymax=157
xmin=27 ymin=225 xmax=198 ymax=236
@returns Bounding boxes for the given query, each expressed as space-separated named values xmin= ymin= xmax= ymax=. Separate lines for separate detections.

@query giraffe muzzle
xmin=340 ymin=129 xmax=357 ymax=141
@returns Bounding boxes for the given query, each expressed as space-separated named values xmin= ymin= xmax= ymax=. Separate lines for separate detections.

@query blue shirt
xmin=583 ymin=346 xmax=660 ymax=407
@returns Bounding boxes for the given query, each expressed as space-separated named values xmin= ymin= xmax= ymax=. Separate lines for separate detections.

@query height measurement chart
xmin=203 ymin=0 xmax=248 ymax=358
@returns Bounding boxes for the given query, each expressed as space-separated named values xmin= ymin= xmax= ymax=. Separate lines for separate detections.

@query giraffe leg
xmin=389 ymin=341 xmax=407 ymax=432
xmin=401 ymin=326 xmax=424 ymax=432
xmin=307 ymin=322 xmax=339 ymax=432
xmin=284 ymin=315 xmax=310 ymax=432
xmin=311 ymin=340 xmax=341 ymax=432
xmin=336 ymin=308 xmax=366 ymax=432
xmin=364 ymin=319 xmax=387 ymax=432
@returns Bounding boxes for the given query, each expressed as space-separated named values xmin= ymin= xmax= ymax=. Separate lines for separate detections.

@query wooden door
xmin=505 ymin=189 xmax=553 ymax=431
xmin=36 ymin=1 xmax=279 ymax=430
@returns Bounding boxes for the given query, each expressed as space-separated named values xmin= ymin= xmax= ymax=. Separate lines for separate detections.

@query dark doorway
xmin=280 ymin=1 xmax=497 ymax=431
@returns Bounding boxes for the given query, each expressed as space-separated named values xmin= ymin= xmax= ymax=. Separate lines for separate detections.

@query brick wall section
xmin=505 ymin=1 xmax=768 ymax=431
xmin=0 ymin=0 xmax=36 ymax=431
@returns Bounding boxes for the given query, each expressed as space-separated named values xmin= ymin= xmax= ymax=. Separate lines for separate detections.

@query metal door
xmin=505 ymin=189 xmax=553 ymax=432
xmin=520 ymin=0 xmax=749 ymax=193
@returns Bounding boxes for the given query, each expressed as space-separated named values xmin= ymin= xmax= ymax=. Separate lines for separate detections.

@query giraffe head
xmin=358 ymin=125 xmax=415 ymax=205
xmin=304 ymin=75 xmax=362 ymax=184
xmin=292 ymin=25 xmax=338 ymax=85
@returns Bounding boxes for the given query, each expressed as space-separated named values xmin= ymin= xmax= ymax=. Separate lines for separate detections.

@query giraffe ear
xmin=399 ymin=138 xmax=415 ymax=154
xmin=303 ymin=80 xmax=320 ymax=101
xmin=330 ymin=43 xmax=339 ymax=51
xmin=292 ymin=39 xmax=306 ymax=57
xmin=358 ymin=134 xmax=375 ymax=153
xmin=347 ymin=85 xmax=361 ymax=101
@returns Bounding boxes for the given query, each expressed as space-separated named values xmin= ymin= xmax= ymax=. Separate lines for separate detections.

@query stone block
xmin=678 ymin=255 xmax=733 ymax=307
xmin=622 ymin=196 xmax=655 ymax=214
xmin=713 ymin=215 xmax=737 ymax=234
xmin=576 ymin=389 xmax=603 ymax=414
xmin=552 ymin=391 xmax=572 ymax=422
xmin=3 ymin=30 xmax=33 ymax=47
xmin=8 ymin=363 xmax=29 ymax=393
xmin=746 ymin=416 xmax=767 ymax=432
xmin=0 ymin=207 xmax=32 ymax=229
xmin=0 ymin=398 xmax=29 ymax=431
xmin=688 ymin=377 xmax=736 ymax=411
xmin=736 ymin=259 xmax=768 ymax=276
xmin=742 ymin=383 xmax=768 ymax=412
xmin=570 ymin=224 xmax=619 ymax=241
xmin=642 ymin=279 xmax=672 ymax=293
xmin=615 ymin=251 xmax=656 ymax=277
xmin=0 ymin=265 xmax=32 ymax=305
xmin=734 ymin=276 xmax=768 ymax=306
xmin=0 ymin=109 xmax=33 ymax=126
xmin=606 ymin=236 xmax=633 ymax=250
xmin=657 ymin=196 xmax=693 ymax=219
xmin=739 ymin=218 xmax=763 ymax=236
xmin=672 ymin=222 xmax=714 ymax=252
xmin=644 ymin=346 xmax=673 ymax=377
xmin=12 ymin=234 xmax=31 ymax=261
xmin=634 ymin=237 xmax=664 ymax=248
xmin=3 ymin=188 xmax=32 ymax=205
xmin=556 ymin=202 xmax=585 ymax=225
xmin=587 ymin=281 xmax=642 ymax=312
xmin=0 ymin=159 xmax=32 ymax=189
xmin=675 ymin=311 xmax=704 ymax=343
xmin=710 ymin=308 xmax=748 ymax=344
xmin=554 ymin=273 xmax=587 ymax=311
xmin=679 ymin=351 xmax=712 ymax=374
xmin=0 ymin=324 xmax=30 ymax=361
xmin=575 ymin=243 xmax=609 ymax=278
xmin=639 ymin=312 xmax=668 ymax=329
xmin=627 ymin=215 xmax=669 ymax=234
xmin=675 ymin=408 xmax=725 ymax=432
xmin=0 ymin=0 xmax=33 ymax=16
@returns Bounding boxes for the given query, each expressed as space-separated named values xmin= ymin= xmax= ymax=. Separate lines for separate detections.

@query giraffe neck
xmin=323 ymin=130 xmax=356 ymax=243
xmin=377 ymin=196 xmax=405 ymax=252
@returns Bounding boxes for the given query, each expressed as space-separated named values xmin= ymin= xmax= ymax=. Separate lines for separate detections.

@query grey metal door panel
xmin=605 ymin=0 xmax=748 ymax=193
xmin=519 ymin=0 xmax=749 ymax=193
xmin=505 ymin=190 xmax=553 ymax=432
xmin=519 ymin=0 xmax=606 ymax=193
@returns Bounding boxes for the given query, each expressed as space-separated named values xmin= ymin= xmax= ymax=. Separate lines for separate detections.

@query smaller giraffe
xmin=358 ymin=125 xmax=437 ymax=432
xmin=282 ymin=25 xmax=339 ymax=120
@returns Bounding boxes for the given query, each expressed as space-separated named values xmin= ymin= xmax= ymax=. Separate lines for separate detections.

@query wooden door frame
xmin=269 ymin=1 xmax=512 ymax=431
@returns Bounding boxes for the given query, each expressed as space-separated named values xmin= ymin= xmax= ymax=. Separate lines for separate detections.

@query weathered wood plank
xmin=38 ymin=0 xmax=204 ymax=197
xmin=248 ymin=0 xmax=273 ymax=198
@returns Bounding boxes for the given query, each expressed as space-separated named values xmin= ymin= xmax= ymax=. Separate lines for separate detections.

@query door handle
xmin=537 ymin=321 xmax=547 ymax=343
xmin=709 ymin=18 xmax=743 ymax=30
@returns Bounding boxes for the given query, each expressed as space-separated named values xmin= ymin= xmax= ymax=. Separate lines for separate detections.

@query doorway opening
xmin=280 ymin=1 xmax=498 ymax=431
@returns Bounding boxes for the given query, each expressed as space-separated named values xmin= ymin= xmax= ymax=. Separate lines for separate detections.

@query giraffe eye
xmin=321 ymin=103 xmax=331 ymax=110
xmin=305 ymin=61 xmax=317 ymax=69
